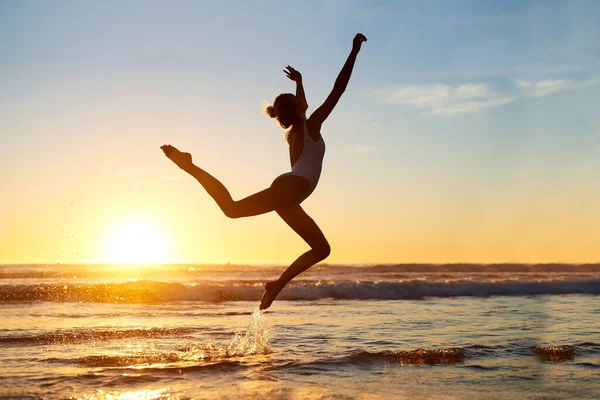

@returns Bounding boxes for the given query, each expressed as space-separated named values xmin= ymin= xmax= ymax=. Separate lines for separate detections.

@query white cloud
xmin=383 ymin=84 xmax=449 ymax=107
xmin=515 ymin=79 xmax=568 ymax=97
xmin=454 ymin=83 xmax=490 ymax=100
xmin=515 ymin=76 xmax=600 ymax=98
xmin=379 ymin=82 xmax=513 ymax=116
xmin=422 ymin=64 xmax=586 ymax=80
xmin=430 ymin=96 xmax=518 ymax=116
xmin=348 ymin=145 xmax=376 ymax=153
xmin=580 ymin=77 xmax=600 ymax=88
xmin=379 ymin=76 xmax=600 ymax=116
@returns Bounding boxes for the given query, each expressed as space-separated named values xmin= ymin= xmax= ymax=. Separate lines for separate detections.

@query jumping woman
xmin=161 ymin=33 xmax=367 ymax=310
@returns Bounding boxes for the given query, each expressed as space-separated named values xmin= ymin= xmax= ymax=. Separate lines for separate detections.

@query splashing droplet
xmin=225 ymin=308 xmax=271 ymax=357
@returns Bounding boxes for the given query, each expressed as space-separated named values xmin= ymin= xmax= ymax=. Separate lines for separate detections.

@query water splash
xmin=53 ymin=309 xmax=273 ymax=369
xmin=163 ymin=309 xmax=271 ymax=363
xmin=154 ymin=309 xmax=272 ymax=363
xmin=225 ymin=308 xmax=271 ymax=357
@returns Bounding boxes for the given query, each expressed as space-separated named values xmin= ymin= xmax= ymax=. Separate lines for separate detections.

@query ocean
xmin=1 ymin=263 xmax=599 ymax=399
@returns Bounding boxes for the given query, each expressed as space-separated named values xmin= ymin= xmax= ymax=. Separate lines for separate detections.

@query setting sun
xmin=100 ymin=218 xmax=172 ymax=264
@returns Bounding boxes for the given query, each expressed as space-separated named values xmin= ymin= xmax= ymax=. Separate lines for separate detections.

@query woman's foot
xmin=161 ymin=144 xmax=193 ymax=170
xmin=259 ymin=280 xmax=283 ymax=310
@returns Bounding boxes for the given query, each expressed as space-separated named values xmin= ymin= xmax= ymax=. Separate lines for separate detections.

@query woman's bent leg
xmin=185 ymin=164 xmax=310 ymax=219
xmin=260 ymin=204 xmax=330 ymax=309
xmin=162 ymin=144 xmax=309 ymax=218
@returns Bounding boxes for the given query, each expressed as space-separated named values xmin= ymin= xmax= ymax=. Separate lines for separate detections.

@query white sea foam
xmin=1 ymin=278 xmax=598 ymax=303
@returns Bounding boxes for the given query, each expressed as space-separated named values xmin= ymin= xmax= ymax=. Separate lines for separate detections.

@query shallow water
xmin=1 ymin=264 xmax=599 ymax=399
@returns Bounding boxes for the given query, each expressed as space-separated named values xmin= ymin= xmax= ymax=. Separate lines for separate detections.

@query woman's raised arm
xmin=284 ymin=65 xmax=308 ymax=115
xmin=308 ymin=33 xmax=367 ymax=129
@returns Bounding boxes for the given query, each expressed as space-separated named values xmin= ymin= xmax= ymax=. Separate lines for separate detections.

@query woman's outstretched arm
xmin=284 ymin=65 xmax=308 ymax=115
xmin=308 ymin=33 xmax=367 ymax=128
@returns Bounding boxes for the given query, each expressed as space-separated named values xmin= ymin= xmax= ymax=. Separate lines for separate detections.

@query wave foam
xmin=1 ymin=278 xmax=598 ymax=304
xmin=346 ymin=348 xmax=466 ymax=365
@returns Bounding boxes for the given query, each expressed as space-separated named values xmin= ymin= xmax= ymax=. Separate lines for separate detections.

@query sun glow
xmin=101 ymin=218 xmax=172 ymax=264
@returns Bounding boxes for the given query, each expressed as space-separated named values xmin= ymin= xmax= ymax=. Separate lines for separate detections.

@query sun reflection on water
xmin=73 ymin=388 xmax=172 ymax=400
xmin=71 ymin=310 xmax=271 ymax=399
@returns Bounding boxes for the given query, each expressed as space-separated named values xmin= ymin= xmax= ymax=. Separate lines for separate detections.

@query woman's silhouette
xmin=162 ymin=33 xmax=367 ymax=309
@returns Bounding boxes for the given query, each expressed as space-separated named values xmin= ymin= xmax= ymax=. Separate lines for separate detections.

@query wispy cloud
xmin=378 ymin=83 xmax=516 ymax=116
xmin=426 ymin=64 xmax=586 ymax=80
xmin=348 ymin=145 xmax=376 ymax=154
xmin=378 ymin=76 xmax=599 ymax=116
xmin=516 ymin=77 xmax=600 ymax=98
xmin=514 ymin=79 xmax=568 ymax=98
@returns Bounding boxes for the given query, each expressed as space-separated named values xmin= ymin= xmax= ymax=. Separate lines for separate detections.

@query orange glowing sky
xmin=1 ymin=2 xmax=599 ymax=264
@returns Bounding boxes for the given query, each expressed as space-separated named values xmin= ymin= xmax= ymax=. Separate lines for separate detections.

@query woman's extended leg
xmin=259 ymin=204 xmax=330 ymax=310
xmin=161 ymin=145 xmax=309 ymax=218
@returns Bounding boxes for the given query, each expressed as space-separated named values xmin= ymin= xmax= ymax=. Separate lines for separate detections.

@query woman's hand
xmin=284 ymin=65 xmax=302 ymax=82
xmin=352 ymin=33 xmax=367 ymax=53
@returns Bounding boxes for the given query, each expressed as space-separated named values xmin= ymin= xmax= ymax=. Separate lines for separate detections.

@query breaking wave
xmin=53 ymin=343 xmax=598 ymax=371
xmin=330 ymin=348 xmax=466 ymax=365
xmin=0 ymin=278 xmax=598 ymax=304
xmin=531 ymin=342 xmax=600 ymax=361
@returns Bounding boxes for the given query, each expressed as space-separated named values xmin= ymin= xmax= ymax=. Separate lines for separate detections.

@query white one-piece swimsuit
xmin=275 ymin=121 xmax=326 ymax=202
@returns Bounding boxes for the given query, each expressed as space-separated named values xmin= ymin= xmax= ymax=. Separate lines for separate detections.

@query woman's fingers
xmin=283 ymin=65 xmax=301 ymax=80
xmin=352 ymin=33 xmax=367 ymax=51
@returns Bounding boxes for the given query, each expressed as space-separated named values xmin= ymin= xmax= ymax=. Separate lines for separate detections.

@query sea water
xmin=1 ymin=263 xmax=599 ymax=399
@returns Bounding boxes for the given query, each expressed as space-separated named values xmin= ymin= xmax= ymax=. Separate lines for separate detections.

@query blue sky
xmin=1 ymin=0 xmax=599 ymax=263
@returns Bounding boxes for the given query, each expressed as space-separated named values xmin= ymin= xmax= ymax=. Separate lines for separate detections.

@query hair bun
xmin=265 ymin=105 xmax=278 ymax=118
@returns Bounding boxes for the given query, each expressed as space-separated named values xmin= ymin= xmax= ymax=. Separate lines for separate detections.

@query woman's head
xmin=265 ymin=93 xmax=303 ymax=129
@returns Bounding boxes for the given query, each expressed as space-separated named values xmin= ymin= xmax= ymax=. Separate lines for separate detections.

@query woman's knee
xmin=314 ymin=241 xmax=331 ymax=260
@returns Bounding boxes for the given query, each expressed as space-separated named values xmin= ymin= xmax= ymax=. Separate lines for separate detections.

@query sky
xmin=1 ymin=0 xmax=599 ymax=264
